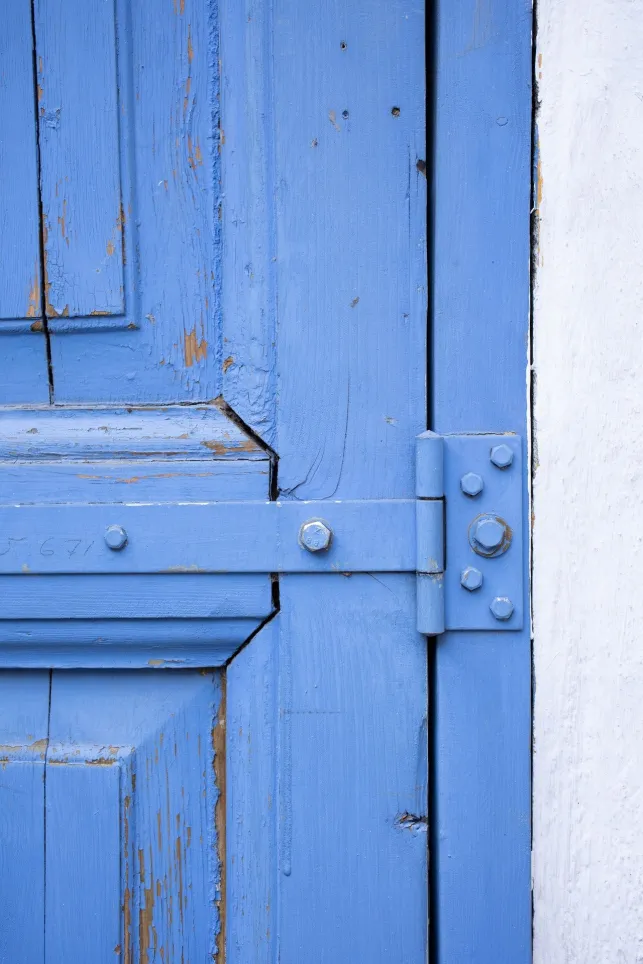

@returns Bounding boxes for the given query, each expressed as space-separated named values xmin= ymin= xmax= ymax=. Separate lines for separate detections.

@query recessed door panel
xmin=0 ymin=1 xmax=49 ymax=402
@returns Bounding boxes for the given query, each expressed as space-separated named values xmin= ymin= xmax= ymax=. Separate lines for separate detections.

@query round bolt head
xmin=299 ymin=519 xmax=332 ymax=553
xmin=490 ymin=596 xmax=514 ymax=621
xmin=104 ymin=524 xmax=128 ymax=551
xmin=460 ymin=472 xmax=484 ymax=497
xmin=473 ymin=518 xmax=505 ymax=551
xmin=460 ymin=566 xmax=483 ymax=591
xmin=490 ymin=443 xmax=513 ymax=469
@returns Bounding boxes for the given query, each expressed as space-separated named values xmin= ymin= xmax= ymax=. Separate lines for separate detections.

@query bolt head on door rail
xmin=299 ymin=520 xmax=332 ymax=553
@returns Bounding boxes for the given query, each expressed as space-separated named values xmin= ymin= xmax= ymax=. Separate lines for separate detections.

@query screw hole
xmin=342 ymin=109 xmax=349 ymax=119
xmin=340 ymin=41 xmax=347 ymax=49
xmin=391 ymin=106 xmax=401 ymax=117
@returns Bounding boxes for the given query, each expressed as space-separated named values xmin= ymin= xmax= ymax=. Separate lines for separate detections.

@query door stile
xmin=222 ymin=1 xmax=428 ymax=960
xmin=431 ymin=0 xmax=533 ymax=960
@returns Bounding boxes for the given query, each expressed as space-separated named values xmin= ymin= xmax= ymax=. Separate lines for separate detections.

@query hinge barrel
xmin=416 ymin=432 xmax=446 ymax=634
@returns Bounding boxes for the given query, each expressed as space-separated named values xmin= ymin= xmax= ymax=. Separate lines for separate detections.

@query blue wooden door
xmin=0 ymin=1 xmax=531 ymax=962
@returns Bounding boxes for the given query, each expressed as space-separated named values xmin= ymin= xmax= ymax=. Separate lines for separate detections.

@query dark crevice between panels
xmin=29 ymin=0 xmax=55 ymax=402
xmin=426 ymin=0 xmax=439 ymax=958
xmin=529 ymin=0 xmax=540 ymax=951
xmin=215 ymin=395 xmax=279 ymax=501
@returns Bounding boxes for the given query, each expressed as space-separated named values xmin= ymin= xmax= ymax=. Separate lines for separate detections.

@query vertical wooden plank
xmin=0 ymin=672 xmax=50 ymax=964
xmin=48 ymin=0 xmax=221 ymax=404
xmin=432 ymin=0 xmax=532 ymax=961
xmin=222 ymin=0 xmax=426 ymax=478
xmin=35 ymin=0 xmax=124 ymax=319
xmin=0 ymin=335 xmax=50 ymax=404
xmin=0 ymin=2 xmax=50 ymax=403
xmin=0 ymin=1 xmax=41 ymax=321
xmin=227 ymin=621 xmax=277 ymax=964
xmin=220 ymin=0 xmax=277 ymax=444
xmin=227 ymin=577 xmax=428 ymax=963
xmin=45 ymin=759 xmax=121 ymax=962
xmin=47 ymin=671 xmax=222 ymax=962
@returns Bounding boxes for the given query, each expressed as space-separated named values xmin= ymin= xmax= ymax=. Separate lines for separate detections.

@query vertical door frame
xmin=431 ymin=0 xmax=533 ymax=961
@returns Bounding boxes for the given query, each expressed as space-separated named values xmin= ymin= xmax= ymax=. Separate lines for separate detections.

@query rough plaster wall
xmin=533 ymin=1 xmax=643 ymax=960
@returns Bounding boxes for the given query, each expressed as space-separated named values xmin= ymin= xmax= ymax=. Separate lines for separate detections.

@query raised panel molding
xmin=0 ymin=671 xmax=224 ymax=962
xmin=0 ymin=404 xmax=274 ymax=668
xmin=46 ymin=671 xmax=224 ymax=962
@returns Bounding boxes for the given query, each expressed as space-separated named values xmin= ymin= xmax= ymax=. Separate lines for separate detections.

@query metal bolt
xmin=490 ymin=596 xmax=514 ymax=621
xmin=460 ymin=472 xmax=484 ymax=497
xmin=460 ymin=567 xmax=483 ymax=591
xmin=473 ymin=517 xmax=505 ymax=551
xmin=490 ymin=443 xmax=513 ymax=469
xmin=105 ymin=525 xmax=128 ymax=551
xmin=299 ymin=519 xmax=332 ymax=553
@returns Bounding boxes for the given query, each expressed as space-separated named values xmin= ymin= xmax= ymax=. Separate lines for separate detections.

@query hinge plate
xmin=416 ymin=432 xmax=524 ymax=634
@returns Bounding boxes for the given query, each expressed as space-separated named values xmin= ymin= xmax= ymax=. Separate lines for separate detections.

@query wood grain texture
xmin=0 ymin=403 xmax=270 ymax=504
xmin=227 ymin=576 xmax=428 ymax=964
xmin=35 ymin=0 xmax=124 ymax=318
xmin=221 ymin=0 xmax=426 ymax=487
xmin=47 ymin=671 xmax=223 ymax=962
xmin=0 ymin=1 xmax=41 ymax=321
xmin=0 ymin=404 xmax=266 ymax=461
xmin=533 ymin=1 xmax=643 ymax=960
xmin=431 ymin=0 xmax=532 ymax=960
xmin=0 ymin=335 xmax=50 ymax=405
xmin=0 ymin=3 xmax=49 ymax=403
xmin=0 ymin=672 xmax=50 ymax=964
xmin=220 ymin=0 xmax=277 ymax=443
xmin=0 ymin=619 xmax=263 ymax=669
xmin=48 ymin=0 xmax=221 ymax=403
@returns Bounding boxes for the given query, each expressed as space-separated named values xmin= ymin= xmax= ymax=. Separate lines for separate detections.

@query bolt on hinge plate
xmin=416 ymin=432 xmax=524 ymax=634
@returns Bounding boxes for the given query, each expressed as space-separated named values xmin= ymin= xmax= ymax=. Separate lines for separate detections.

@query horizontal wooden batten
xmin=0 ymin=403 xmax=268 ymax=461
xmin=0 ymin=499 xmax=415 ymax=575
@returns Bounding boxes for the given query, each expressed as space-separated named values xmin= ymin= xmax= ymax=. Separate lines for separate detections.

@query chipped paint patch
xmin=183 ymin=326 xmax=207 ymax=366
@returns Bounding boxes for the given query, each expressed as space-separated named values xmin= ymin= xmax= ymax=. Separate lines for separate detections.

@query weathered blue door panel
xmin=0 ymin=0 xmax=532 ymax=961
xmin=0 ymin=2 xmax=50 ymax=402
xmin=0 ymin=673 xmax=49 ymax=964
xmin=32 ymin=0 xmax=220 ymax=403
xmin=228 ymin=576 xmax=428 ymax=964
xmin=45 ymin=671 xmax=224 ymax=961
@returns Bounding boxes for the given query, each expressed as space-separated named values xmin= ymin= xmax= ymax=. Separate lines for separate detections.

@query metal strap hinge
xmin=415 ymin=431 xmax=524 ymax=635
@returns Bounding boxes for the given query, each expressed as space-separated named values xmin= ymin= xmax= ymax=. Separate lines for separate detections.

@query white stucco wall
xmin=533 ymin=1 xmax=643 ymax=960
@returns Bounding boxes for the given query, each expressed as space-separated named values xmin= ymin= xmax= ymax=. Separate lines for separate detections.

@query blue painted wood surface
xmin=0 ymin=500 xmax=415 ymax=574
xmin=0 ymin=672 xmax=50 ymax=964
xmin=221 ymin=2 xmax=429 ymax=959
xmin=432 ymin=0 xmax=532 ymax=960
xmin=0 ymin=1 xmax=41 ymax=321
xmin=0 ymin=1 xmax=49 ymax=404
xmin=35 ymin=0 xmax=124 ymax=318
xmin=228 ymin=577 xmax=428 ymax=963
xmin=41 ymin=0 xmax=221 ymax=403
xmin=46 ymin=671 xmax=223 ymax=960
xmin=220 ymin=0 xmax=427 ymax=470
xmin=0 ymin=0 xmax=532 ymax=958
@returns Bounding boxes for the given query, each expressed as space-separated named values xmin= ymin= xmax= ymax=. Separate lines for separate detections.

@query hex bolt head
xmin=490 ymin=443 xmax=513 ymax=469
xmin=460 ymin=567 xmax=483 ymax=592
xmin=473 ymin=517 xmax=505 ymax=551
xmin=104 ymin=524 xmax=128 ymax=551
xmin=299 ymin=519 xmax=332 ymax=553
xmin=490 ymin=596 xmax=514 ymax=621
xmin=460 ymin=472 xmax=484 ymax=497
